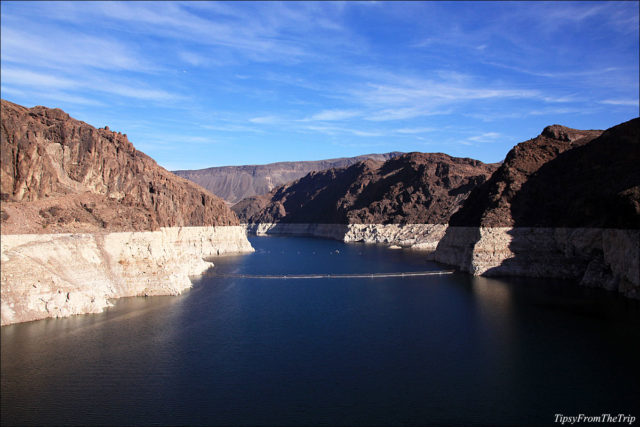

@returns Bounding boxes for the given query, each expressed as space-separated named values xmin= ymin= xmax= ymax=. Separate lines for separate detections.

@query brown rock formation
xmin=434 ymin=119 xmax=640 ymax=298
xmin=173 ymin=152 xmax=403 ymax=203
xmin=233 ymin=153 xmax=498 ymax=224
xmin=1 ymin=100 xmax=239 ymax=234
xmin=449 ymin=119 xmax=639 ymax=228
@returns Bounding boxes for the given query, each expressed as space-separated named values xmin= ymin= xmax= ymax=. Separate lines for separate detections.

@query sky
xmin=1 ymin=1 xmax=638 ymax=170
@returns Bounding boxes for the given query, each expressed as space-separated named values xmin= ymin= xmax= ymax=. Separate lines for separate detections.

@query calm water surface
xmin=2 ymin=236 xmax=639 ymax=426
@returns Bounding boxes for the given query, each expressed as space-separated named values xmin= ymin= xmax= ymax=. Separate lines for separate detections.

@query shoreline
xmin=1 ymin=226 xmax=254 ymax=326
xmin=244 ymin=222 xmax=640 ymax=298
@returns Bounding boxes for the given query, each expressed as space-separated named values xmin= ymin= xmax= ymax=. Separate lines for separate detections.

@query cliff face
xmin=1 ymin=226 xmax=253 ymax=326
xmin=234 ymin=153 xmax=499 ymax=225
xmin=173 ymin=152 xmax=403 ymax=204
xmin=447 ymin=122 xmax=639 ymax=227
xmin=1 ymin=100 xmax=254 ymax=325
xmin=1 ymin=100 xmax=239 ymax=233
xmin=436 ymin=118 xmax=640 ymax=297
xmin=233 ymin=117 xmax=640 ymax=298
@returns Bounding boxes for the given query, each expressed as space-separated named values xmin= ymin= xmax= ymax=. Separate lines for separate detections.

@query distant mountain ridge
xmin=173 ymin=152 xmax=403 ymax=203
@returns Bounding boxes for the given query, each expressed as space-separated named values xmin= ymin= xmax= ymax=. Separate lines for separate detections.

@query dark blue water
xmin=2 ymin=236 xmax=639 ymax=426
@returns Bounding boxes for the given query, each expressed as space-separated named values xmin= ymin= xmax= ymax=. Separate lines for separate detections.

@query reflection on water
xmin=2 ymin=235 xmax=640 ymax=426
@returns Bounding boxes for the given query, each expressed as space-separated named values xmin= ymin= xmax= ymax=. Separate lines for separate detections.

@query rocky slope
xmin=234 ymin=152 xmax=499 ymax=224
xmin=1 ymin=100 xmax=254 ymax=325
xmin=1 ymin=99 xmax=238 ymax=233
xmin=173 ymin=152 xmax=402 ymax=204
xmin=436 ymin=118 xmax=640 ymax=297
xmin=449 ymin=121 xmax=638 ymax=228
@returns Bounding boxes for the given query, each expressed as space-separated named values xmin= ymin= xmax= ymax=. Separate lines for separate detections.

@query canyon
xmin=0 ymin=100 xmax=253 ymax=325
xmin=235 ymin=119 xmax=640 ymax=298
xmin=2 ymin=98 xmax=638 ymax=328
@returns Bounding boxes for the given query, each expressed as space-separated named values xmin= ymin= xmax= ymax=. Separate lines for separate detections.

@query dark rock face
xmin=233 ymin=153 xmax=498 ymax=224
xmin=173 ymin=152 xmax=403 ymax=203
xmin=450 ymin=119 xmax=639 ymax=228
xmin=1 ymin=100 xmax=239 ymax=233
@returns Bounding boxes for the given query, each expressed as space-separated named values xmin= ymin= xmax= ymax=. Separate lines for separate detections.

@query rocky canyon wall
xmin=240 ymin=119 xmax=639 ymax=298
xmin=433 ymin=227 xmax=639 ymax=298
xmin=434 ymin=119 xmax=639 ymax=297
xmin=1 ymin=226 xmax=253 ymax=326
xmin=1 ymin=100 xmax=255 ymax=325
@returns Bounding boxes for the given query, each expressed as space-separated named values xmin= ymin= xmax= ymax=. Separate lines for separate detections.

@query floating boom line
xmin=213 ymin=270 xmax=455 ymax=280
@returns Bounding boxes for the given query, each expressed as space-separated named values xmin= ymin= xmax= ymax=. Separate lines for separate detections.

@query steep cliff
xmin=1 ymin=226 xmax=253 ymax=326
xmin=1 ymin=100 xmax=254 ymax=325
xmin=1 ymin=99 xmax=238 ymax=233
xmin=173 ymin=152 xmax=403 ymax=203
xmin=448 ymin=123 xmax=623 ymax=227
xmin=436 ymin=118 xmax=640 ymax=297
xmin=234 ymin=152 xmax=498 ymax=225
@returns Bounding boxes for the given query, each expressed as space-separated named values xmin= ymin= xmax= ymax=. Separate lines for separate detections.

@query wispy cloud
xmin=201 ymin=123 xmax=264 ymax=134
xmin=0 ymin=1 xmax=636 ymax=168
xmin=303 ymin=125 xmax=383 ymax=138
xmin=468 ymin=132 xmax=502 ymax=143
xmin=304 ymin=109 xmax=361 ymax=121
xmin=1 ymin=85 xmax=105 ymax=107
xmin=484 ymin=61 xmax=623 ymax=80
xmin=1 ymin=64 xmax=183 ymax=103
xmin=32 ymin=1 xmax=354 ymax=65
xmin=1 ymin=68 xmax=78 ymax=89
xmin=1 ymin=26 xmax=154 ymax=73
xmin=394 ymin=127 xmax=436 ymax=134
xmin=600 ymin=99 xmax=639 ymax=107
xmin=249 ymin=116 xmax=281 ymax=125
xmin=340 ymin=74 xmax=546 ymax=121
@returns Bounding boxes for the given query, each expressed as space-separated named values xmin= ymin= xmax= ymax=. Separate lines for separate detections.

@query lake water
xmin=2 ymin=235 xmax=639 ymax=426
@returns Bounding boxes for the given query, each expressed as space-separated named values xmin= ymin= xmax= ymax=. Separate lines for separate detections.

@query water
xmin=2 ymin=236 xmax=639 ymax=426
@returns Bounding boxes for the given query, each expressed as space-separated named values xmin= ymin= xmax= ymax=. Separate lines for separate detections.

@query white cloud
xmin=1 ymin=65 xmax=183 ymax=102
xmin=367 ymin=107 xmax=453 ymax=122
xmin=351 ymin=78 xmax=541 ymax=111
xmin=99 ymin=82 xmax=179 ymax=102
xmin=202 ymin=123 xmax=264 ymax=133
xmin=1 ymin=67 xmax=78 ymax=89
xmin=1 ymin=26 xmax=153 ymax=73
xmin=394 ymin=127 xmax=436 ymax=134
xmin=600 ymin=99 xmax=639 ymax=107
xmin=303 ymin=125 xmax=383 ymax=138
xmin=178 ymin=51 xmax=208 ymax=67
xmin=249 ymin=116 xmax=280 ymax=124
xmin=468 ymin=132 xmax=502 ymax=143
xmin=306 ymin=109 xmax=361 ymax=121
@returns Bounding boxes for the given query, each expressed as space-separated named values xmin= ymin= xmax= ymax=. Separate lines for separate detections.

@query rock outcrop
xmin=1 ymin=100 xmax=254 ymax=324
xmin=435 ymin=118 xmax=640 ymax=297
xmin=1 ymin=99 xmax=238 ymax=233
xmin=234 ymin=153 xmax=498 ymax=224
xmin=173 ymin=152 xmax=403 ymax=204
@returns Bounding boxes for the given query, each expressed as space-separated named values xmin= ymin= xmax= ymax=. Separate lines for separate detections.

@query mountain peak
xmin=541 ymin=124 xmax=597 ymax=142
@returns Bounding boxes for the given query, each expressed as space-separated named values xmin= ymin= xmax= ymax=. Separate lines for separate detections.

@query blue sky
xmin=1 ymin=1 xmax=638 ymax=170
